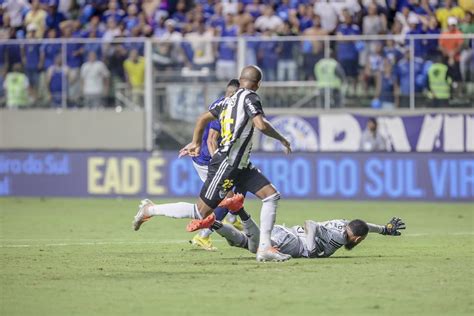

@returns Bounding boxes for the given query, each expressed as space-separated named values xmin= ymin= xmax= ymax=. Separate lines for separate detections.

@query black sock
xmin=236 ymin=208 xmax=250 ymax=221
xmin=211 ymin=221 xmax=223 ymax=231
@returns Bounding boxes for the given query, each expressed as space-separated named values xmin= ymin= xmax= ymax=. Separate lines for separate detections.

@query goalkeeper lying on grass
xmin=209 ymin=207 xmax=405 ymax=259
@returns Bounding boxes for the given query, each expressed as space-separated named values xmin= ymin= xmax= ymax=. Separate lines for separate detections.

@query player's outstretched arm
xmin=179 ymin=112 xmax=216 ymax=158
xmin=252 ymin=114 xmax=292 ymax=154
xmin=368 ymin=217 xmax=406 ymax=236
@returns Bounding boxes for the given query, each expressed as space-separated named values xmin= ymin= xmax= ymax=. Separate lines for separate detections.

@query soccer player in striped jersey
xmin=186 ymin=79 xmax=242 ymax=251
xmin=133 ymin=65 xmax=293 ymax=262
xmin=212 ymin=208 xmax=406 ymax=259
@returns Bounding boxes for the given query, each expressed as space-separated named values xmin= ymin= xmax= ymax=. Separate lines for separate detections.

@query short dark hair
xmin=368 ymin=117 xmax=377 ymax=125
xmin=227 ymin=79 xmax=240 ymax=89
xmin=348 ymin=219 xmax=369 ymax=237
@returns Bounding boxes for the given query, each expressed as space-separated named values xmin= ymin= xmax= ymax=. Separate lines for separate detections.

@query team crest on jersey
xmin=260 ymin=115 xmax=318 ymax=151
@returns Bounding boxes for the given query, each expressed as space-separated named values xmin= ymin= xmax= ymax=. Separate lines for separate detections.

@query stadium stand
xmin=0 ymin=0 xmax=472 ymax=109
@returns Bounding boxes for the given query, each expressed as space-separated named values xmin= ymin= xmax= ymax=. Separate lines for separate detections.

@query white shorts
xmin=192 ymin=161 xmax=208 ymax=182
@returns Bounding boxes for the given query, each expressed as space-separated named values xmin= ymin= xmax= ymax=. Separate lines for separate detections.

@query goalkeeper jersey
xmin=290 ymin=219 xmax=349 ymax=258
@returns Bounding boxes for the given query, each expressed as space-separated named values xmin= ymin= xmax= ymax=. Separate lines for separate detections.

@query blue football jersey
xmin=192 ymin=97 xmax=224 ymax=166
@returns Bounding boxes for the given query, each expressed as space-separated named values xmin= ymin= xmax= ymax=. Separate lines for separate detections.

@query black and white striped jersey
xmin=209 ymin=88 xmax=264 ymax=169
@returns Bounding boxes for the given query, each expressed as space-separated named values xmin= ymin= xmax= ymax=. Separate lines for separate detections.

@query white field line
xmin=0 ymin=232 xmax=473 ymax=248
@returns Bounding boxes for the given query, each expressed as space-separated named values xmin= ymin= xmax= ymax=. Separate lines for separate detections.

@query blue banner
xmin=0 ymin=152 xmax=472 ymax=201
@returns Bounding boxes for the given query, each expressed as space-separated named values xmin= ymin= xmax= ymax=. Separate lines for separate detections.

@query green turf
xmin=0 ymin=198 xmax=473 ymax=316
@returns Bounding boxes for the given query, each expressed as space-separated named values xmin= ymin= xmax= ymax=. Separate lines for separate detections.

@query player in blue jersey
xmin=182 ymin=79 xmax=241 ymax=250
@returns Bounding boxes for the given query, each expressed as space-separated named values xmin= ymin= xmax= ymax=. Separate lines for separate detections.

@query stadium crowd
xmin=0 ymin=0 xmax=473 ymax=108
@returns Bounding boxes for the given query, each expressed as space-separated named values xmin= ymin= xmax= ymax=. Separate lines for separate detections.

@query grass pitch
xmin=0 ymin=198 xmax=473 ymax=316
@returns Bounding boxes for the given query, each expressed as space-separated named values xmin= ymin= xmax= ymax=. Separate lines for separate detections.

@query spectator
xmin=246 ymin=0 xmax=264 ymax=20
xmin=2 ymin=0 xmax=30 ymax=31
xmin=185 ymin=19 xmax=215 ymax=70
xmin=436 ymin=0 xmax=465 ymax=30
xmin=103 ymin=0 xmax=125 ymax=23
xmin=276 ymin=0 xmax=291 ymax=22
xmin=123 ymin=49 xmax=145 ymax=107
xmin=215 ymin=14 xmax=238 ymax=80
xmin=40 ymin=28 xmax=62 ymax=71
xmin=208 ymin=3 xmax=225 ymax=31
xmin=255 ymin=5 xmax=283 ymax=32
xmin=276 ymin=22 xmax=297 ymax=81
xmin=123 ymin=4 xmax=140 ymax=33
xmin=3 ymin=63 xmax=30 ymax=108
xmin=242 ymin=22 xmax=260 ymax=66
xmin=297 ymin=4 xmax=314 ymax=32
xmin=459 ymin=12 xmax=473 ymax=82
xmin=154 ymin=19 xmax=183 ymax=69
xmin=302 ymin=15 xmax=327 ymax=80
xmin=314 ymin=53 xmax=345 ymax=108
xmin=336 ymin=9 xmax=361 ymax=95
xmin=21 ymin=25 xmax=42 ymax=101
xmin=171 ymin=0 xmax=188 ymax=29
xmin=105 ymin=42 xmax=128 ymax=97
xmin=61 ymin=22 xmax=83 ymax=106
xmin=439 ymin=17 xmax=464 ymax=84
xmin=102 ymin=17 xmax=122 ymax=41
xmin=362 ymin=2 xmax=387 ymax=35
xmin=375 ymin=58 xmax=398 ymax=108
xmin=459 ymin=0 xmax=474 ymax=13
xmin=153 ymin=15 xmax=167 ymax=38
xmin=383 ymin=38 xmax=403 ymax=65
xmin=45 ymin=3 xmax=66 ymax=32
xmin=80 ymin=51 xmax=110 ymax=108
xmin=361 ymin=41 xmax=384 ymax=91
xmin=46 ymin=55 xmax=69 ymax=108
xmin=406 ymin=14 xmax=426 ymax=58
xmin=427 ymin=55 xmax=452 ymax=107
xmin=360 ymin=118 xmax=386 ymax=151
xmin=395 ymin=48 xmax=425 ymax=107
xmin=410 ymin=0 xmax=435 ymax=16
xmin=257 ymin=29 xmax=278 ymax=81
xmin=83 ymin=28 xmax=102 ymax=60
xmin=422 ymin=15 xmax=441 ymax=60
xmin=24 ymin=0 xmax=47 ymax=38
xmin=313 ymin=0 xmax=338 ymax=33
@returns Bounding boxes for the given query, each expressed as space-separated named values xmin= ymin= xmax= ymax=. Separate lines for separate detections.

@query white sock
xmin=226 ymin=214 xmax=237 ymax=223
xmin=149 ymin=202 xmax=202 ymax=219
xmin=199 ymin=229 xmax=213 ymax=238
xmin=258 ymin=192 xmax=280 ymax=251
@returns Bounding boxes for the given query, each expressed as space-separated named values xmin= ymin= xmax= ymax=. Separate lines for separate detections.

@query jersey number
xmin=220 ymin=109 xmax=234 ymax=144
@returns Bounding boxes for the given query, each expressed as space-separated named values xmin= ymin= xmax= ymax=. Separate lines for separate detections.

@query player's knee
xmin=262 ymin=191 xmax=280 ymax=203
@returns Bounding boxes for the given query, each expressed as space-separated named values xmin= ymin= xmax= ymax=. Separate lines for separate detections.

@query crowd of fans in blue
xmin=0 ymin=0 xmax=472 ymax=108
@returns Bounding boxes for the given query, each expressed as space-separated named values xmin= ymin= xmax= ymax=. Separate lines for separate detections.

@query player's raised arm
xmin=367 ymin=217 xmax=406 ymax=236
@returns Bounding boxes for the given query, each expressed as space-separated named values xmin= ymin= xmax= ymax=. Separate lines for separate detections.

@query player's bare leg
xmin=254 ymin=184 xmax=291 ymax=262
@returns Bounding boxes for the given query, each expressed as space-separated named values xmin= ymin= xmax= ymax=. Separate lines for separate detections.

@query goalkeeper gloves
xmin=381 ymin=217 xmax=406 ymax=236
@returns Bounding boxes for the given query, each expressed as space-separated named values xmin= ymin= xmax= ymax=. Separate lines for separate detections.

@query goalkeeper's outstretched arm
xmin=368 ymin=218 xmax=406 ymax=236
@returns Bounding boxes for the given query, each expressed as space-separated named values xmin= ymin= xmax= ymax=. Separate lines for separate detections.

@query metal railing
xmin=1 ymin=34 xmax=473 ymax=149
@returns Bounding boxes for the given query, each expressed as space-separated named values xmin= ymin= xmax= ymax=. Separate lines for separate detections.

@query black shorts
xmin=199 ymin=153 xmax=271 ymax=209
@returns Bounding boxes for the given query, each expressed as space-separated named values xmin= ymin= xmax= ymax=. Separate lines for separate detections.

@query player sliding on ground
xmin=133 ymin=65 xmax=293 ymax=262
xmin=211 ymin=207 xmax=406 ymax=258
